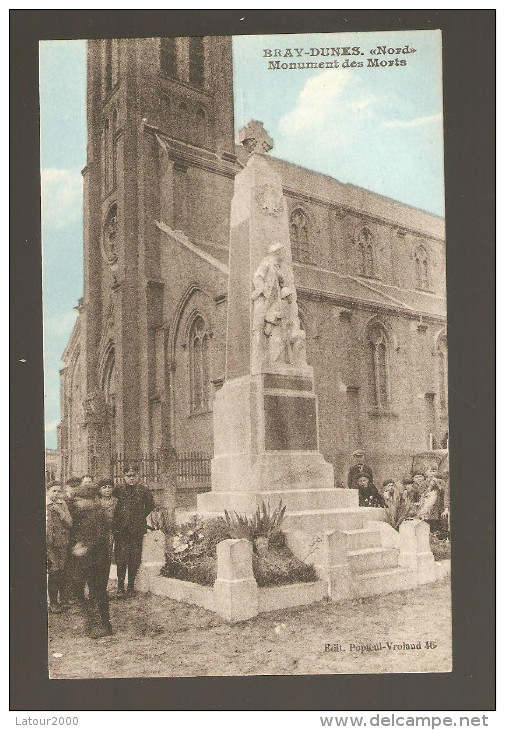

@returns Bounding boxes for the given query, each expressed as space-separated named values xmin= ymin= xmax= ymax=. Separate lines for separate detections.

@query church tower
xmin=74 ymin=37 xmax=236 ymax=477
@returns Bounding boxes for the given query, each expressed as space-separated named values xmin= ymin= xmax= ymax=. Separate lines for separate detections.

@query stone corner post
xmin=323 ymin=529 xmax=352 ymax=602
xmin=398 ymin=519 xmax=436 ymax=585
xmin=213 ymin=539 xmax=259 ymax=622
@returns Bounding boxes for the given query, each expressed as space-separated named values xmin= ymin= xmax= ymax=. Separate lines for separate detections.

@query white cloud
xmin=44 ymin=419 xmax=60 ymax=434
xmin=41 ymin=167 xmax=82 ymax=230
xmin=279 ymin=70 xmax=351 ymax=137
xmin=383 ymin=113 xmax=442 ymax=129
xmin=350 ymin=98 xmax=373 ymax=110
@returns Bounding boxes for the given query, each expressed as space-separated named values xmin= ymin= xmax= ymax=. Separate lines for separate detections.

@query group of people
xmin=346 ymin=449 xmax=449 ymax=533
xmin=46 ymin=466 xmax=154 ymax=638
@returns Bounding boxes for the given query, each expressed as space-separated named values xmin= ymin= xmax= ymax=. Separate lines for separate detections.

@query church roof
xmin=156 ymin=220 xmax=445 ymax=322
xmin=294 ymin=263 xmax=445 ymax=320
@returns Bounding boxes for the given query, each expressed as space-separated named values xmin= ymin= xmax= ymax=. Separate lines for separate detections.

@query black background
xmin=10 ymin=9 xmax=495 ymax=711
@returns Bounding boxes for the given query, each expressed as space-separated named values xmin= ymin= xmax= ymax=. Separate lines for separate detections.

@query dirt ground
xmin=48 ymin=577 xmax=451 ymax=678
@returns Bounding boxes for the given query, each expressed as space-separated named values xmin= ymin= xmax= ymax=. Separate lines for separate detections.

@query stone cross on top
xmin=238 ymin=120 xmax=274 ymax=154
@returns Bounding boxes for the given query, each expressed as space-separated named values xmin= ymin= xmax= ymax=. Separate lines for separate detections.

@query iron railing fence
xmin=111 ymin=451 xmax=211 ymax=489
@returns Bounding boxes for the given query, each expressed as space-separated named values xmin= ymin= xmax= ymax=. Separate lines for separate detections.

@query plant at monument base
xmin=170 ymin=515 xmax=205 ymax=557
xmin=223 ymin=500 xmax=287 ymax=544
xmin=160 ymin=509 xmax=317 ymax=588
xmin=253 ymin=500 xmax=286 ymax=538
xmin=383 ymin=491 xmax=417 ymax=531
xmin=200 ymin=517 xmax=232 ymax=555
xmin=429 ymin=532 xmax=451 ymax=561
xmin=223 ymin=509 xmax=255 ymax=541
xmin=252 ymin=551 xmax=318 ymax=588
xmin=160 ymin=516 xmax=216 ymax=586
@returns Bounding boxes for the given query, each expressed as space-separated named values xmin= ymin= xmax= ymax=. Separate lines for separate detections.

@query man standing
xmin=347 ymin=450 xmax=374 ymax=490
xmin=113 ymin=466 xmax=154 ymax=598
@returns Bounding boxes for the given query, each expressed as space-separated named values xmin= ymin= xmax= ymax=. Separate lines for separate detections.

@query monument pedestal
xmin=197 ymin=367 xmax=358 ymax=526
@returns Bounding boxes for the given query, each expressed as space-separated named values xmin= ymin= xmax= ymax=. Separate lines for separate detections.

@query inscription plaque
xmin=264 ymin=394 xmax=317 ymax=451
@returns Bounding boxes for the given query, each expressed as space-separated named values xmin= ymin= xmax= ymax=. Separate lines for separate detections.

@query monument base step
xmin=347 ymin=546 xmax=400 ymax=574
xmin=197 ymin=487 xmax=357 ymax=515
xmin=352 ymin=566 xmax=415 ymax=598
xmin=342 ymin=528 xmax=381 ymax=551
xmin=282 ymin=507 xmax=384 ymax=533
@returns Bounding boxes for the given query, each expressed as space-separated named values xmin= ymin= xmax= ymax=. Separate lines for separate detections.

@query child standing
xmin=357 ymin=474 xmax=385 ymax=507
xmin=97 ymin=479 xmax=118 ymax=563
xmin=46 ymin=482 xmax=73 ymax=613
xmin=382 ymin=478 xmax=398 ymax=505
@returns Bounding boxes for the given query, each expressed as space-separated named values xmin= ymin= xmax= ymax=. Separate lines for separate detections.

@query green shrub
xmin=384 ymin=490 xmax=416 ymax=531
xmin=223 ymin=509 xmax=254 ymax=541
xmin=430 ymin=533 xmax=451 ymax=561
xmin=201 ymin=517 xmax=231 ymax=555
xmin=160 ymin=521 xmax=317 ymax=588
xmin=161 ymin=554 xmax=216 ymax=586
xmin=224 ymin=500 xmax=286 ymax=542
xmin=268 ymin=530 xmax=287 ymax=550
xmin=253 ymin=546 xmax=318 ymax=587
xmin=253 ymin=500 xmax=286 ymax=538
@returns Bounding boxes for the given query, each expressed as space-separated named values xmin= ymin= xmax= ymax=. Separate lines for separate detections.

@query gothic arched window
xmin=189 ymin=316 xmax=210 ymax=413
xmin=358 ymin=227 xmax=375 ymax=278
xmin=290 ymin=208 xmax=310 ymax=263
xmin=415 ymin=245 xmax=430 ymax=290
xmin=189 ymin=37 xmax=205 ymax=88
xmin=160 ymin=38 xmax=177 ymax=78
xmin=367 ymin=322 xmax=391 ymax=408
xmin=436 ymin=333 xmax=448 ymax=411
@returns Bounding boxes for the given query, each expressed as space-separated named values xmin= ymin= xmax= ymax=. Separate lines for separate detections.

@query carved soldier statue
xmin=251 ymin=242 xmax=307 ymax=368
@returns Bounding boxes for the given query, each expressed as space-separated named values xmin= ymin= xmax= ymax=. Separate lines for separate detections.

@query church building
xmin=58 ymin=36 xmax=447 ymax=496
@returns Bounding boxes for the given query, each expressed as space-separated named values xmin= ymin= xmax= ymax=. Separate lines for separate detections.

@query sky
xmin=40 ymin=30 xmax=444 ymax=449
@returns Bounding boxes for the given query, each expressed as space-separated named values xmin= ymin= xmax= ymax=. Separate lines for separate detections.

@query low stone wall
xmin=149 ymin=575 xmax=215 ymax=612
xmin=136 ymin=536 xmax=326 ymax=623
xmin=135 ymin=523 xmax=446 ymax=622
xmin=258 ymin=581 xmax=325 ymax=613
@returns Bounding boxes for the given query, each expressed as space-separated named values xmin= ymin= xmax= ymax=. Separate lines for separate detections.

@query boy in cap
xmin=347 ymin=450 xmax=374 ymax=490
xmin=97 ymin=478 xmax=118 ymax=563
xmin=71 ymin=482 xmax=113 ymax=638
xmin=113 ymin=466 xmax=154 ymax=597
xmin=46 ymin=482 xmax=73 ymax=612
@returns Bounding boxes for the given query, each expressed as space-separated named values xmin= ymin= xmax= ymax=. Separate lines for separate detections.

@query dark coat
xmin=358 ymin=483 xmax=385 ymax=508
xmin=113 ymin=483 xmax=154 ymax=538
xmin=98 ymin=495 xmax=118 ymax=531
xmin=46 ymin=500 xmax=72 ymax=572
xmin=73 ymin=502 xmax=110 ymax=566
xmin=347 ymin=463 xmax=373 ymax=490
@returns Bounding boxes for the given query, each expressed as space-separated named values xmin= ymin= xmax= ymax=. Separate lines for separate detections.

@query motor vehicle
xmin=410 ymin=449 xmax=449 ymax=480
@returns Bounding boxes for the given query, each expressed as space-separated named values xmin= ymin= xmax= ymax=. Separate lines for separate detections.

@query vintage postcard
xmin=41 ymin=29 xmax=451 ymax=679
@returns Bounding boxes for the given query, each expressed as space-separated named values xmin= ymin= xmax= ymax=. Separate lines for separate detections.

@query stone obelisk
xmin=198 ymin=122 xmax=357 ymax=528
